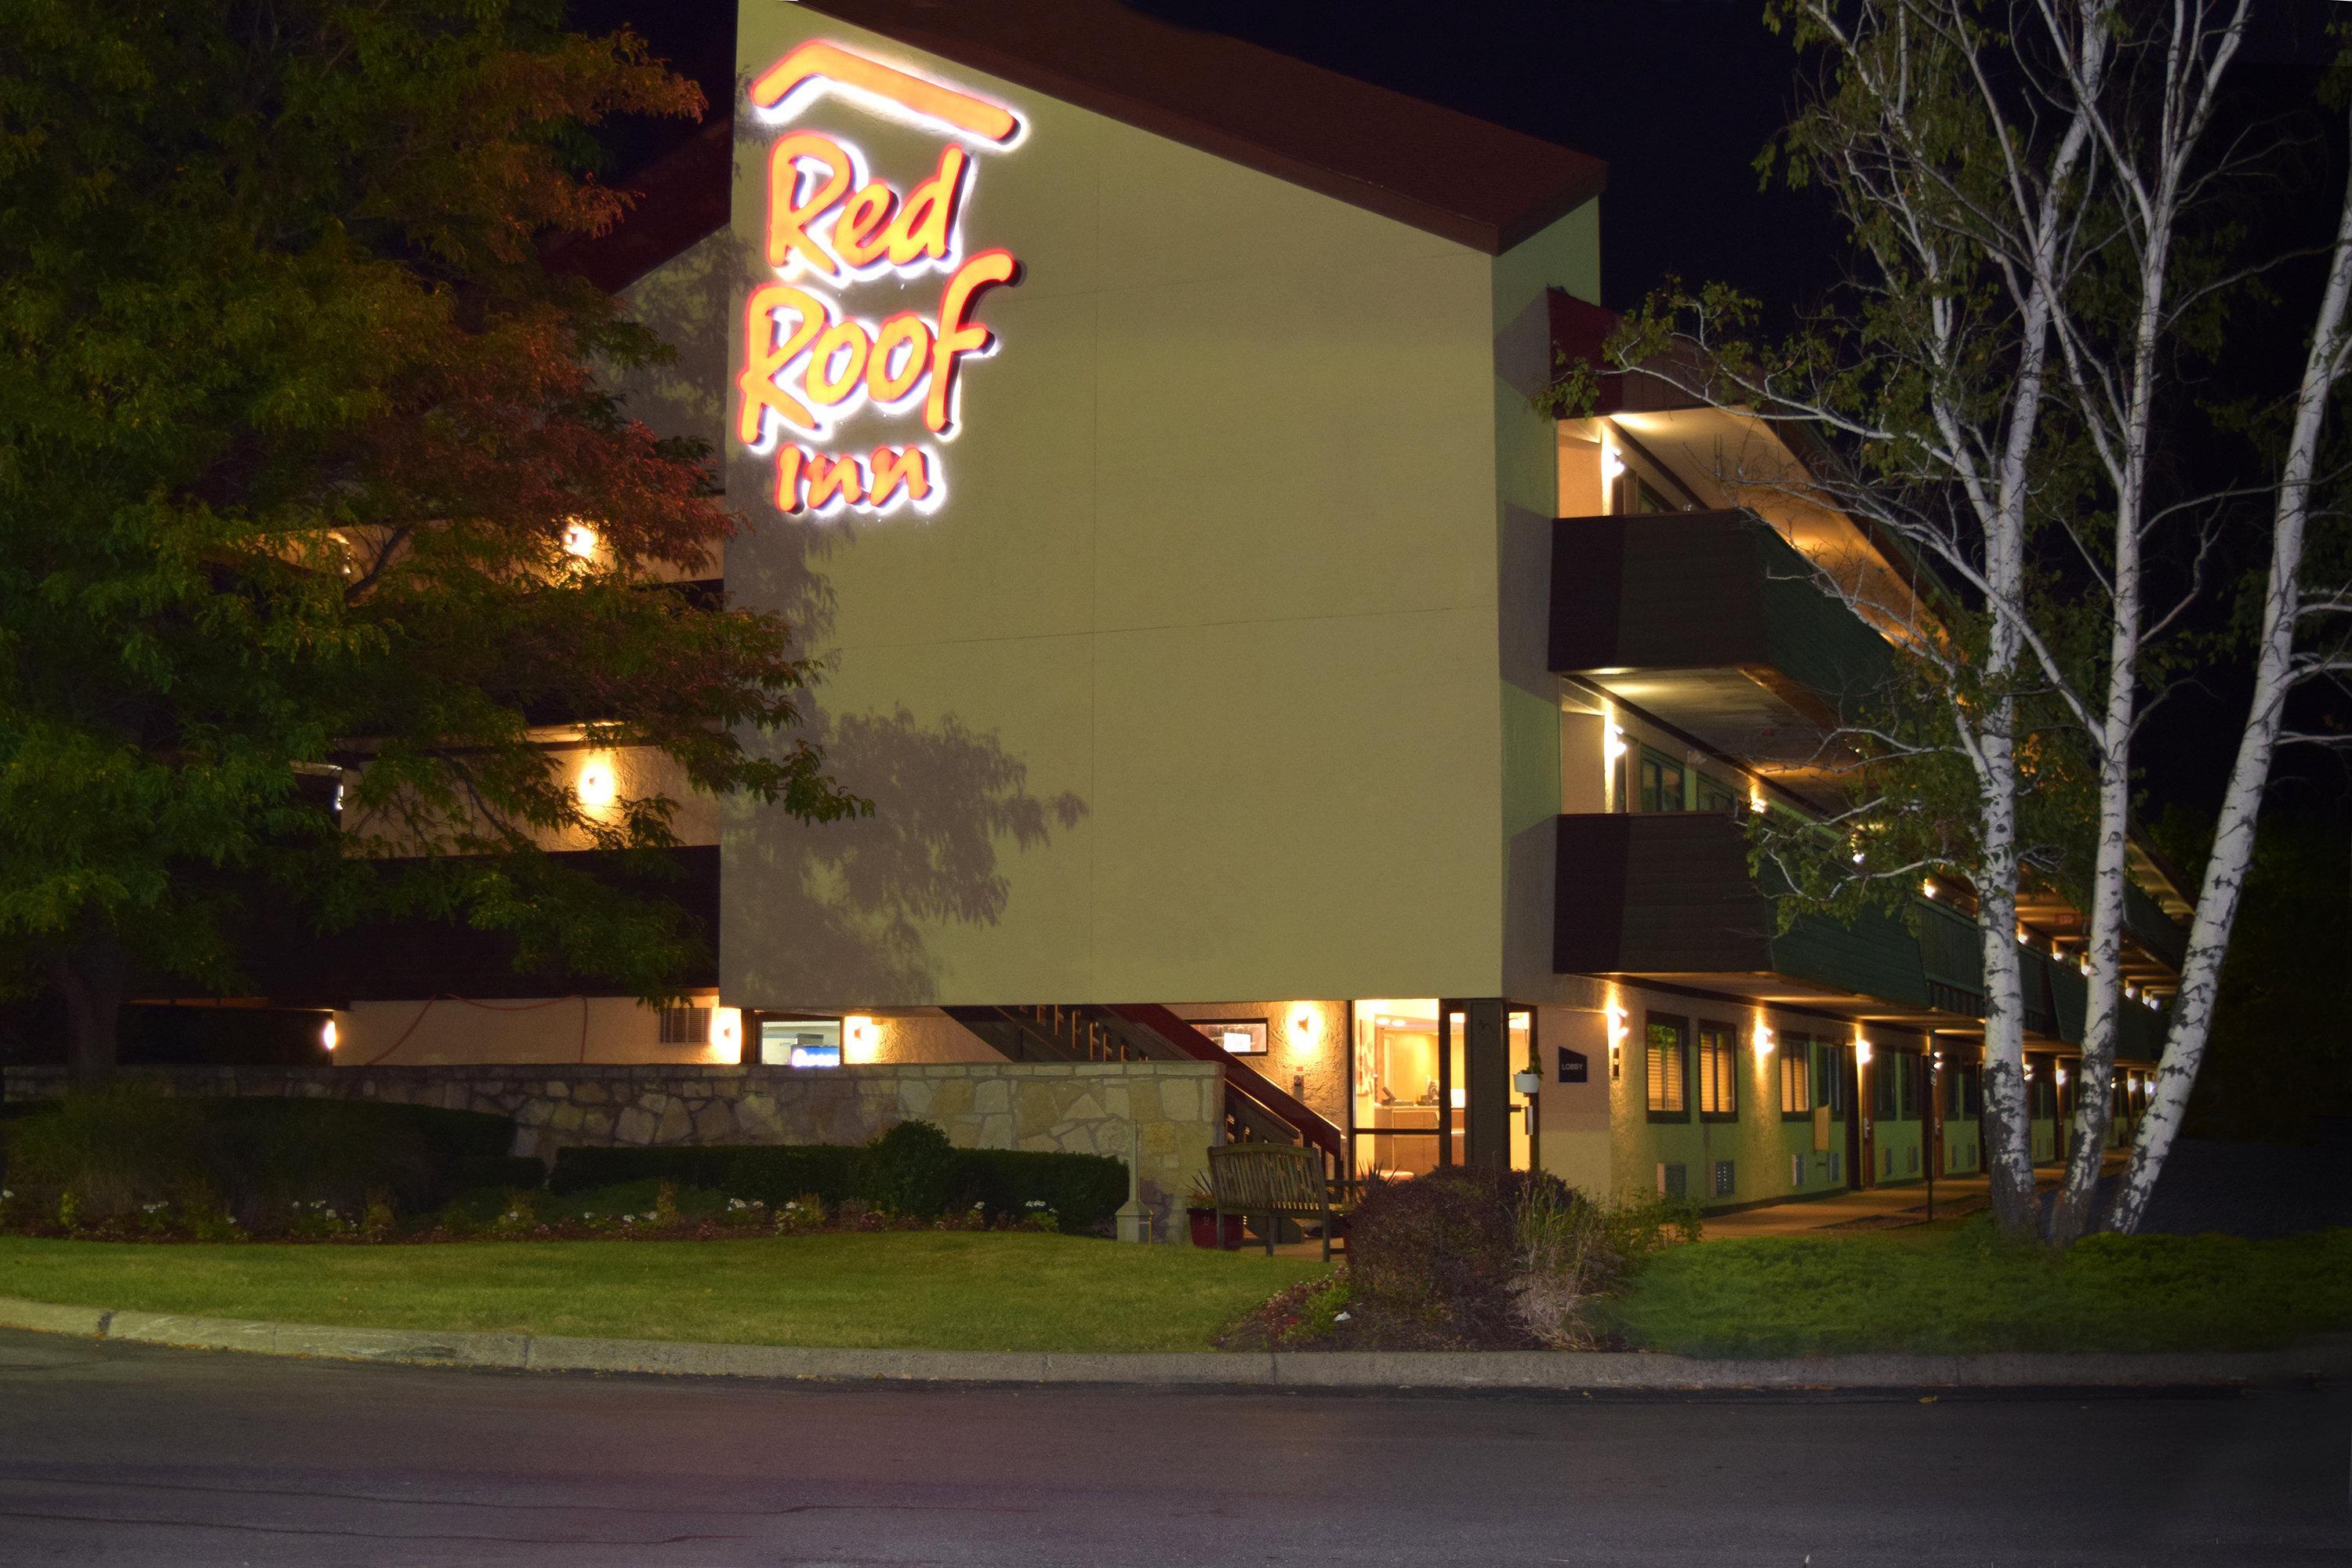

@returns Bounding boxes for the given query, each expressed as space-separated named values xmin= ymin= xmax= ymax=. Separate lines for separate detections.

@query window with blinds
xmin=1696 ymin=1023 xmax=1737 ymax=1119
xmin=1646 ymin=1015 xmax=1688 ymax=1118
xmin=1779 ymin=1041 xmax=1812 ymax=1115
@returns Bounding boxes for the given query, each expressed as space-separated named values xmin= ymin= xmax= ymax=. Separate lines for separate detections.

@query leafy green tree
xmin=0 ymin=0 xmax=862 ymax=1080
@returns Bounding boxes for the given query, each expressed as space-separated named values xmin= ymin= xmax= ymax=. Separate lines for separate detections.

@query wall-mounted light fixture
xmin=1751 ymin=1022 xmax=1775 ymax=1062
xmin=1607 ymin=1003 xmax=1628 ymax=1082
xmin=844 ymin=1013 xmax=880 ymax=1063
xmin=1602 ymin=724 xmax=1628 ymax=761
xmin=321 ymin=1017 xmax=339 ymax=1053
xmin=1287 ymin=1004 xmax=1321 ymax=1054
xmin=575 ymin=755 xmax=617 ymax=811
xmin=1921 ymin=879 xmax=1937 ymax=899
xmin=1855 ymin=1038 xmax=1875 ymax=1065
xmin=562 ymin=521 xmax=599 ymax=560
xmin=711 ymin=1007 xmax=744 ymax=1062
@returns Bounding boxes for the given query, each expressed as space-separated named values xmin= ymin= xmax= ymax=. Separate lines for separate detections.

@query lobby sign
xmin=735 ymin=41 xmax=1024 ymax=517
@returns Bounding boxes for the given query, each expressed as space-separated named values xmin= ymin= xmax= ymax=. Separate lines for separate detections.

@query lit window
xmin=1696 ymin=1024 xmax=1737 ymax=1118
xmin=1646 ymin=1016 xmax=1688 ymax=1117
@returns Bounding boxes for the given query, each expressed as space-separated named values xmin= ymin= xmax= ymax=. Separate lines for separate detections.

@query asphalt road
xmin=0 ymin=1330 xmax=2345 ymax=1566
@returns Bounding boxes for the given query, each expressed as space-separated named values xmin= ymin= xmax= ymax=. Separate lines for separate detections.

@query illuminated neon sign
xmin=735 ymin=41 xmax=1023 ymax=517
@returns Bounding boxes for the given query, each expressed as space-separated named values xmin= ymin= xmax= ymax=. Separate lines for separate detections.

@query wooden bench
xmin=1207 ymin=1144 xmax=1345 ymax=1261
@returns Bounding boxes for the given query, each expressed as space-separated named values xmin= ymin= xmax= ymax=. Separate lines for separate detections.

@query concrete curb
xmin=2 ymin=1294 xmax=2343 ymax=1392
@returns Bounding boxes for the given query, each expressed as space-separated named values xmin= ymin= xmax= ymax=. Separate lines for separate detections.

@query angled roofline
xmin=553 ymin=2 xmax=1608 ymax=292
xmin=795 ymin=0 xmax=1606 ymax=256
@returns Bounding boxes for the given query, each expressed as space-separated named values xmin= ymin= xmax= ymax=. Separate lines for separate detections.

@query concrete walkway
xmin=1703 ymin=1162 xmax=2080 ymax=1239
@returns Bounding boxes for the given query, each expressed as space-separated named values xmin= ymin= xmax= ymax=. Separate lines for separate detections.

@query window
xmin=1821 ymin=1044 xmax=1849 ymax=1116
xmin=659 ymin=1005 xmax=710 ymax=1046
xmin=1790 ymin=1153 xmax=1807 ymax=1187
xmin=1646 ymin=1016 xmax=1689 ymax=1118
xmin=1637 ymin=750 xmax=1686 ymax=812
xmin=1871 ymin=1048 xmax=1896 ymax=1119
xmin=1694 ymin=773 xmax=1743 ymax=814
xmin=1695 ymin=1023 xmax=1737 ymax=1119
xmin=1963 ymin=1065 xmax=1982 ymax=1116
xmin=1779 ymin=1039 xmax=1812 ymax=1116
xmin=758 ymin=1018 xmax=844 ymax=1067
xmin=1194 ymin=1019 xmax=1267 ymax=1055
xmin=1711 ymin=1160 xmax=1736 ymax=1197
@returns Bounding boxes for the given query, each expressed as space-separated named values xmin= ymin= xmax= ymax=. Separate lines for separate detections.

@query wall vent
xmin=1657 ymin=1162 xmax=1686 ymax=1199
xmin=658 ymin=1005 xmax=711 ymax=1045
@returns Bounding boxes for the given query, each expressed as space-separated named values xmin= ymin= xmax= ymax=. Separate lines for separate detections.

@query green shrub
xmin=549 ymin=1145 xmax=862 ymax=1206
xmin=953 ymin=1149 xmax=1127 ymax=1234
xmin=5 ymin=1087 xmax=209 ymax=1221
xmin=1 ymin=1091 xmax=519 ymax=1226
xmin=858 ymin=1120 xmax=957 ymax=1217
xmin=543 ymin=1179 xmax=731 ymax=1225
xmin=1602 ymin=1191 xmax=1704 ymax=1270
xmin=1347 ymin=1167 xmax=1559 ymax=1348
xmin=548 ymin=1142 xmax=1129 ymax=1233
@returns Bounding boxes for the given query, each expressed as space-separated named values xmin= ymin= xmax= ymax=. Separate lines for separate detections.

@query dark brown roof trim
xmin=800 ymin=0 xmax=1604 ymax=255
xmin=546 ymin=118 xmax=733 ymax=294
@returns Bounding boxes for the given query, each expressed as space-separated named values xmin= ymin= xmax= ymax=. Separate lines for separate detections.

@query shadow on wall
xmin=734 ymin=702 xmax=1087 ymax=1002
xmin=710 ymin=327 xmax=1085 ymax=1004
xmin=616 ymin=194 xmax=1089 ymax=1005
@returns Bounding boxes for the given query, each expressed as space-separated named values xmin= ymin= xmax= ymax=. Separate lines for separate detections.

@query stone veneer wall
xmin=0 ymin=1062 xmax=1223 ymax=1243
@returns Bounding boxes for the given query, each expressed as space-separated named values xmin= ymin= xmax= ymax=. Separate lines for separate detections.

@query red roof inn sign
xmin=735 ymin=41 xmax=1024 ymax=517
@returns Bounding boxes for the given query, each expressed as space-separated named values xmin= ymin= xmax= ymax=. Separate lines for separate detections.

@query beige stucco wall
xmin=707 ymin=5 xmax=1600 ymax=1014
xmin=1164 ymin=999 xmax=1348 ymax=1127
xmin=335 ymin=996 xmax=738 ymax=1068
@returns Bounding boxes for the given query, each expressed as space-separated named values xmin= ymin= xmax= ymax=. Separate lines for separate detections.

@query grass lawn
xmin=0 ymin=1232 xmax=1322 ymax=1353
xmin=1601 ymin=1221 xmax=2352 ymax=1357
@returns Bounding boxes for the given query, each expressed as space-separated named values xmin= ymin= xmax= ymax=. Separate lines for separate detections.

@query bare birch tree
xmin=1582 ymin=0 xmax=2109 ymax=1236
xmin=1568 ymin=1 xmax=2352 ymax=1240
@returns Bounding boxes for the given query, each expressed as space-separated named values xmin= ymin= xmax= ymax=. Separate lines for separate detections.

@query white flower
xmin=1334 ymin=1312 xmax=1352 ymax=1323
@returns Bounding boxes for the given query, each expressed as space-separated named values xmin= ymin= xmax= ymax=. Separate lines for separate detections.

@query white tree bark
xmin=2107 ymin=118 xmax=2352 ymax=1232
xmin=2048 ymin=0 xmax=2249 ymax=1245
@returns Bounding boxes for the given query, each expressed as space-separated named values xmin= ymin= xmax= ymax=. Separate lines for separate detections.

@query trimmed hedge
xmin=547 ymin=1141 xmax=1131 ymax=1233
xmin=956 ymin=1149 xmax=1128 ymax=1233
xmin=2 ymin=1090 xmax=521 ymax=1223
xmin=549 ymin=1145 xmax=862 ymax=1207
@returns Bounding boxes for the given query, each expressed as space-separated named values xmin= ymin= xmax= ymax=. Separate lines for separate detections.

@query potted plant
xmin=1187 ymin=1172 xmax=1244 ymax=1250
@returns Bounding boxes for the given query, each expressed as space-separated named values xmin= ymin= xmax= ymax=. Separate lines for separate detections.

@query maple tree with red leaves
xmin=0 ymin=0 xmax=862 ymax=1079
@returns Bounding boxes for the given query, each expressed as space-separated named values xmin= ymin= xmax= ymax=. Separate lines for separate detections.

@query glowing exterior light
xmin=1286 ymin=1004 xmax=1321 ymax=1053
xmin=561 ymin=521 xmax=598 ymax=559
xmin=737 ymin=41 xmax=1024 ymax=519
xmin=321 ymin=1018 xmax=338 ymax=1052
xmin=2056 ymin=1065 xmax=2068 ymax=1087
xmin=844 ymin=1013 xmax=881 ymax=1062
xmin=1602 ymin=724 xmax=1628 ymax=761
xmin=1751 ymin=1022 xmax=1775 ymax=1060
xmin=711 ymin=1007 xmax=744 ymax=1061
xmin=575 ymin=755 xmax=617 ymax=811
xmin=1921 ymin=879 xmax=1937 ymax=899
xmin=1855 ymin=1039 xmax=1874 ymax=1065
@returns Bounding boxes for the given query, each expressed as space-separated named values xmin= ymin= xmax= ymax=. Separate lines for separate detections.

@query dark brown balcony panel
xmin=1551 ymin=511 xmax=1898 ymax=796
xmin=1552 ymin=813 xmax=2154 ymax=1055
